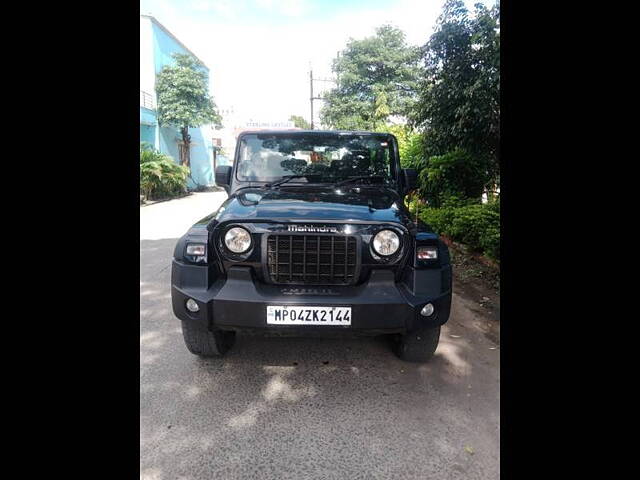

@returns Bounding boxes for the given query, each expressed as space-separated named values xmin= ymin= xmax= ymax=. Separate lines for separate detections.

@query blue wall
xmin=141 ymin=21 xmax=214 ymax=189
xmin=158 ymin=127 xmax=181 ymax=162
xmin=140 ymin=125 xmax=155 ymax=144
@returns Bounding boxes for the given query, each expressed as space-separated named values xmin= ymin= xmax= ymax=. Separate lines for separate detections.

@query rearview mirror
xmin=215 ymin=165 xmax=232 ymax=192
xmin=402 ymin=168 xmax=418 ymax=193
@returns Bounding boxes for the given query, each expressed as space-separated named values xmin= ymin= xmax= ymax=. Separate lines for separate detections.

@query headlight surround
xmin=224 ymin=227 xmax=252 ymax=253
xmin=372 ymin=229 xmax=400 ymax=256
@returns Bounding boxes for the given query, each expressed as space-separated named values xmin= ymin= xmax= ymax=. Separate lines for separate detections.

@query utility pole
xmin=310 ymin=69 xmax=315 ymax=130
xmin=309 ymin=66 xmax=336 ymax=130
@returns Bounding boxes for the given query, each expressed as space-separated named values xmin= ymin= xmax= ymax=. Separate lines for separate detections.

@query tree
xmin=419 ymin=148 xmax=487 ymax=207
xmin=289 ymin=115 xmax=310 ymax=129
xmin=411 ymin=0 xmax=500 ymax=195
xmin=156 ymin=53 xmax=222 ymax=174
xmin=321 ymin=25 xmax=420 ymax=130
xmin=372 ymin=86 xmax=391 ymax=130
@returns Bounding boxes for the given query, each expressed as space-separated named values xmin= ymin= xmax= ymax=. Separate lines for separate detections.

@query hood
xmin=212 ymin=187 xmax=414 ymax=226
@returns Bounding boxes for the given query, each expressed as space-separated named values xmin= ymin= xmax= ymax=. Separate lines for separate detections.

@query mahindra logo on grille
xmin=287 ymin=225 xmax=338 ymax=233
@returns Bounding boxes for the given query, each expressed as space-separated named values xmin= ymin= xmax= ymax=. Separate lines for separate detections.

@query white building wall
xmin=139 ymin=17 xmax=155 ymax=97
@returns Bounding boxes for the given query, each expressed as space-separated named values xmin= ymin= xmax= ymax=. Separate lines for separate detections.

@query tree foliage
xmin=412 ymin=1 xmax=500 ymax=190
xmin=377 ymin=124 xmax=424 ymax=170
xmin=289 ymin=115 xmax=310 ymax=129
xmin=156 ymin=53 xmax=222 ymax=172
xmin=418 ymin=148 xmax=487 ymax=207
xmin=156 ymin=53 xmax=222 ymax=130
xmin=321 ymin=25 xmax=420 ymax=130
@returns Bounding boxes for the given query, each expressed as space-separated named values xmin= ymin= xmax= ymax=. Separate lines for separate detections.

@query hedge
xmin=413 ymin=200 xmax=500 ymax=260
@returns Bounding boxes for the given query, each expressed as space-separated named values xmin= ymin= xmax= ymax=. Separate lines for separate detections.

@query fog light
xmin=417 ymin=246 xmax=438 ymax=260
xmin=186 ymin=243 xmax=206 ymax=256
xmin=186 ymin=299 xmax=200 ymax=313
xmin=421 ymin=303 xmax=434 ymax=316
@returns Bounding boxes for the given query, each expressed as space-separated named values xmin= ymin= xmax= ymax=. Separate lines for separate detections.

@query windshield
xmin=236 ymin=133 xmax=395 ymax=184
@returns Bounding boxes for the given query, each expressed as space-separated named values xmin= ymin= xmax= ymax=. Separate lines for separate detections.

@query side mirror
xmin=402 ymin=168 xmax=418 ymax=193
xmin=215 ymin=165 xmax=232 ymax=192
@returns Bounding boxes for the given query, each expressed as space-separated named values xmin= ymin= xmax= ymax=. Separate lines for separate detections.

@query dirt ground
xmin=449 ymin=242 xmax=500 ymax=345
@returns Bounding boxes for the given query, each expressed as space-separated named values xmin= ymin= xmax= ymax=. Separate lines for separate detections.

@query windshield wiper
xmin=335 ymin=175 xmax=385 ymax=187
xmin=264 ymin=175 xmax=310 ymax=189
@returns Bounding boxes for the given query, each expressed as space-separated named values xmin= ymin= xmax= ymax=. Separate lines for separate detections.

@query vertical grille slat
xmin=289 ymin=235 xmax=293 ymax=282
xmin=331 ymin=236 xmax=334 ymax=280
xmin=316 ymin=237 xmax=320 ymax=282
xmin=344 ymin=236 xmax=348 ymax=283
xmin=275 ymin=235 xmax=279 ymax=283
xmin=267 ymin=233 xmax=358 ymax=285
xmin=303 ymin=236 xmax=307 ymax=279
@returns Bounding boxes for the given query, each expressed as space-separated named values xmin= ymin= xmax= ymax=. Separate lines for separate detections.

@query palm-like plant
xmin=140 ymin=143 xmax=189 ymax=201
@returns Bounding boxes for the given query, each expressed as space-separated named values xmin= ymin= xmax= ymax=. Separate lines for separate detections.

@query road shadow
xmin=141 ymin=324 xmax=499 ymax=479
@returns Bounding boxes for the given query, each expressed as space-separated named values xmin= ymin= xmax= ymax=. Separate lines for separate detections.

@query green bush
xmin=419 ymin=148 xmax=489 ymax=207
xmin=140 ymin=144 xmax=189 ymax=201
xmin=416 ymin=201 xmax=500 ymax=260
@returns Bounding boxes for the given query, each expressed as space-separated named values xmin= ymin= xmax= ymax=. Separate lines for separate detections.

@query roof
xmin=238 ymin=129 xmax=391 ymax=136
xmin=141 ymin=15 xmax=208 ymax=69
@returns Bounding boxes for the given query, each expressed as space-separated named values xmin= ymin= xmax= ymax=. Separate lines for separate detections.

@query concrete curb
xmin=140 ymin=192 xmax=192 ymax=207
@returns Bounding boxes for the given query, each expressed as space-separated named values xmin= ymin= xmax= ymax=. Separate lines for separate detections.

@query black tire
xmin=394 ymin=325 xmax=441 ymax=363
xmin=181 ymin=321 xmax=235 ymax=357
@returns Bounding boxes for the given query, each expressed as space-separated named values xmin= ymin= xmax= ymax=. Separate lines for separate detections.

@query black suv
xmin=171 ymin=130 xmax=452 ymax=362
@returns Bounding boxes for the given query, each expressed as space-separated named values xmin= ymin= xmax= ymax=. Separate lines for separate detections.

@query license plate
xmin=266 ymin=306 xmax=351 ymax=326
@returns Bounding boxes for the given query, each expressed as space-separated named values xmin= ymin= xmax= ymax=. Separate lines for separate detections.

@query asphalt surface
xmin=140 ymin=191 xmax=500 ymax=480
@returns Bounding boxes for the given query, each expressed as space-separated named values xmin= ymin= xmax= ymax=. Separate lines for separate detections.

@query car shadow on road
xmin=140 ymin=325 xmax=499 ymax=479
xmin=142 ymin=323 xmax=479 ymax=420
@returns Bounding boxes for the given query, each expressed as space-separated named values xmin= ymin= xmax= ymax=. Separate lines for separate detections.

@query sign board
xmin=244 ymin=120 xmax=295 ymax=129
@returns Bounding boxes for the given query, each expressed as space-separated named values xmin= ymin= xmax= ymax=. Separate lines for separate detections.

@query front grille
xmin=267 ymin=234 xmax=358 ymax=285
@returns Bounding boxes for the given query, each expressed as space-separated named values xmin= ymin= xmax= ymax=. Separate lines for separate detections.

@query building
xmin=140 ymin=15 xmax=217 ymax=188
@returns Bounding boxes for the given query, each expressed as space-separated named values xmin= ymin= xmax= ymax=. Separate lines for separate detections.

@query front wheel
xmin=394 ymin=325 xmax=441 ymax=363
xmin=181 ymin=321 xmax=235 ymax=357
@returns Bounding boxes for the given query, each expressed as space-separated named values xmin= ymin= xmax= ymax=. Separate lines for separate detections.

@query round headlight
xmin=372 ymin=229 xmax=400 ymax=256
xmin=224 ymin=227 xmax=252 ymax=253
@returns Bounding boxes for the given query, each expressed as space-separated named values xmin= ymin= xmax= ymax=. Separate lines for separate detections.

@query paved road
xmin=140 ymin=192 xmax=500 ymax=480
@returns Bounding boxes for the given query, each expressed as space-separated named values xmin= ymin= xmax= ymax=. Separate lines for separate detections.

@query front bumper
xmin=172 ymin=265 xmax=452 ymax=335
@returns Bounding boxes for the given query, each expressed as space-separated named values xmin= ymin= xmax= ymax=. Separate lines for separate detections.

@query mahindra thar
xmin=171 ymin=130 xmax=452 ymax=362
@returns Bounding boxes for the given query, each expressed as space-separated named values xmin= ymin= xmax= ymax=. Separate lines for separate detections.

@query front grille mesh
xmin=267 ymin=234 xmax=358 ymax=285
